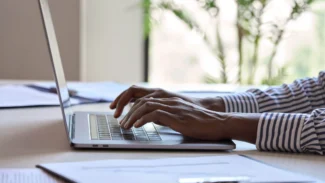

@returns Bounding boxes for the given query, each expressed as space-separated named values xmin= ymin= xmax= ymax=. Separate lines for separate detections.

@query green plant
xmin=143 ymin=0 xmax=315 ymax=85
xmin=263 ymin=0 xmax=315 ymax=85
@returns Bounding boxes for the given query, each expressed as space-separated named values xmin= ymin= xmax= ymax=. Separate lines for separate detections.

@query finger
xmin=119 ymin=94 xmax=161 ymax=124
xmin=128 ymin=89 xmax=161 ymax=103
xmin=133 ymin=110 xmax=181 ymax=132
xmin=120 ymin=97 xmax=177 ymax=127
xmin=119 ymin=97 xmax=148 ymax=125
xmin=110 ymin=90 xmax=126 ymax=109
xmin=114 ymin=86 xmax=152 ymax=118
xmin=153 ymin=121 xmax=166 ymax=126
xmin=120 ymin=97 xmax=183 ymax=126
xmin=121 ymin=99 xmax=165 ymax=128
xmin=120 ymin=93 xmax=167 ymax=124
xmin=123 ymin=101 xmax=176 ymax=129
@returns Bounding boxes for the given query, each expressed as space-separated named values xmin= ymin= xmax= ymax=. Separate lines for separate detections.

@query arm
xmin=252 ymin=109 xmax=325 ymax=155
xmin=118 ymin=96 xmax=325 ymax=155
xmin=222 ymin=71 xmax=325 ymax=154
xmin=116 ymin=93 xmax=325 ymax=155
xmin=221 ymin=71 xmax=325 ymax=113
xmin=227 ymin=109 xmax=325 ymax=155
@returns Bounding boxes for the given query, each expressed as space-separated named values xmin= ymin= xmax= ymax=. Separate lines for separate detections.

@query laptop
xmin=38 ymin=0 xmax=235 ymax=150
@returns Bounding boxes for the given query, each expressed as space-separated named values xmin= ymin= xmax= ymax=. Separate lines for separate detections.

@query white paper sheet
xmin=0 ymin=85 xmax=79 ymax=108
xmin=0 ymin=169 xmax=64 ymax=183
xmin=38 ymin=155 xmax=316 ymax=183
xmin=32 ymin=82 xmax=129 ymax=102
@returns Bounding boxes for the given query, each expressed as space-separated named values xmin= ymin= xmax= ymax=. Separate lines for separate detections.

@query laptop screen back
xmin=39 ymin=0 xmax=73 ymax=138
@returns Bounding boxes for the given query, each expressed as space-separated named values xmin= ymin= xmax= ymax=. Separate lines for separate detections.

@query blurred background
xmin=0 ymin=0 xmax=324 ymax=86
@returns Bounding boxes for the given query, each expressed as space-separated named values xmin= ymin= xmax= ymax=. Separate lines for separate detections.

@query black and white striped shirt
xmin=221 ymin=71 xmax=325 ymax=155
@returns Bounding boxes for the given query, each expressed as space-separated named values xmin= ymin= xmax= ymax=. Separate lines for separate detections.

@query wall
xmin=0 ymin=0 xmax=79 ymax=80
xmin=81 ymin=0 xmax=144 ymax=83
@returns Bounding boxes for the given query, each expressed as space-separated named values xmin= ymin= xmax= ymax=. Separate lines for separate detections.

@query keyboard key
xmin=123 ymin=136 xmax=136 ymax=140
xmin=110 ymin=129 xmax=121 ymax=133
xmin=94 ymin=114 xmax=162 ymax=141
xmin=143 ymin=124 xmax=156 ymax=132
xmin=100 ymin=137 xmax=112 ymax=140
xmin=112 ymin=137 xmax=123 ymax=140
xmin=122 ymin=132 xmax=133 ymax=135
xmin=149 ymin=138 xmax=161 ymax=141
xmin=111 ymin=134 xmax=122 ymax=136
xmin=133 ymin=128 xmax=144 ymax=131
xmin=146 ymin=132 xmax=158 ymax=135
xmin=136 ymin=138 xmax=149 ymax=141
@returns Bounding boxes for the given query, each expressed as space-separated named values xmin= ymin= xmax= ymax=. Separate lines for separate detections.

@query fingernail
xmin=120 ymin=116 xmax=126 ymax=124
xmin=134 ymin=121 xmax=140 ymax=128
xmin=123 ymin=121 xmax=129 ymax=128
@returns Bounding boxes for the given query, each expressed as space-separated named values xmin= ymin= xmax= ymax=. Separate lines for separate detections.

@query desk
xmin=0 ymin=99 xmax=325 ymax=181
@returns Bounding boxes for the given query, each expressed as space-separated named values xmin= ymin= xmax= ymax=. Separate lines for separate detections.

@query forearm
xmin=225 ymin=109 xmax=325 ymax=155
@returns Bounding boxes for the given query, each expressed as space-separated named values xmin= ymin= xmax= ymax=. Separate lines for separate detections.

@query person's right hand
xmin=110 ymin=85 xmax=197 ymax=118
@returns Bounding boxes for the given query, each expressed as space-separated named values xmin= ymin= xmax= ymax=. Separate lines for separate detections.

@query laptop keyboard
xmin=90 ymin=114 xmax=161 ymax=141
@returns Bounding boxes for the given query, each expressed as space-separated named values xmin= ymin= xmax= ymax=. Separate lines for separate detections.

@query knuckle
xmin=157 ymin=89 xmax=164 ymax=93
xmin=139 ymin=98 xmax=149 ymax=104
xmin=145 ymin=101 xmax=154 ymax=107
xmin=154 ymin=109 xmax=163 ymax=116
xmin=156 ymin=89 xmax=165 ymax=95
xmin=129 ymin=85 xmax=138 ymax=91
xmin=171 ymin=98 xmax=182 ymax=105
xmin=172 ymin=97 xmax=182 ymax=102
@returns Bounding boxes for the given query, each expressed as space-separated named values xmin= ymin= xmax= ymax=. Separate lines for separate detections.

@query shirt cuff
xmin=221 ymin=92 xmax=259 ymax=113
xmin=256 ymin=113 xmax=307 ymax=153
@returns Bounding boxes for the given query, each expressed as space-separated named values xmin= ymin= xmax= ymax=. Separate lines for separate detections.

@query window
xmin=147 ymin=0 xmax=325 ymax=85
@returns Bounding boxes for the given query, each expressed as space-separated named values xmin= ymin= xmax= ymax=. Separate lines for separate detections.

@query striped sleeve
xmin=221 ymin=71 xmax=325 ymax=113
xmin=256 ymin=109 xmax=325 ymax=155
xmin=220 ymin=71 xmax=325 ymax=154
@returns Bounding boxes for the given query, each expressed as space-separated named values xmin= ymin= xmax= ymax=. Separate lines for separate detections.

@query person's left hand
xmin=119 ymin=97 xmax=231 ymax=141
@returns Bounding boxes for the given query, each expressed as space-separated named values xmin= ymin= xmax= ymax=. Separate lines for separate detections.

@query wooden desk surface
xmin=0 ymin=98 xmax=324 ymax=181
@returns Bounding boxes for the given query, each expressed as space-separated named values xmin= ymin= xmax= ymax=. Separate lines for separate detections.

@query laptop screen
xmin=39 ymin=0 xmax=73 ymax=138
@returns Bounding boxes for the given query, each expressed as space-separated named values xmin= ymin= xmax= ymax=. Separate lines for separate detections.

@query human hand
xmin=119 ymin=97 xmax=231 ymax=141
xmin=110 ymin=85 xmax=226 ymax=118
xmin=110 ymin=85 xmax=199 ymax=118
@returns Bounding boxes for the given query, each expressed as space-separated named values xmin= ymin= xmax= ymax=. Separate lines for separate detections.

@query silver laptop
xmin=39 ymin=0 xmax=235 ymax=150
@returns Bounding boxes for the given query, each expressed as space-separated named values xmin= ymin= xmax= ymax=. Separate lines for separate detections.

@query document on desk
xmin=30 ymin=82 xmax=129 ymax=102
xmin=0 ymin=169 xmax=64 ymax=183
xmin=37 ymin=155 xmax=316 ymax=183
xmin=0 ymin=85 xmax=79 ymax=108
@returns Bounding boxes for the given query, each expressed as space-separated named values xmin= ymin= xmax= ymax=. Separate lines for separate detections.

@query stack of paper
xmin=0 ymin=169 xmax=63 ymax=183
xmin=29 ymin=82 xmax=130 ymax=102
xmin=0 ymin=85 xmax=79 ymax=108
xmin=37 ymin=155 xmax=316 ymax=183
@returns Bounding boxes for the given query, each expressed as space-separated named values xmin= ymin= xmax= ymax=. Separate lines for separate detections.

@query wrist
xmin=225 ymin=113 xmax=260 ymax=144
